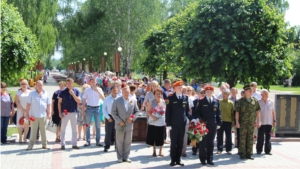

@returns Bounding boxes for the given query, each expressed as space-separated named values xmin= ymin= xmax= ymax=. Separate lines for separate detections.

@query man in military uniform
xmin=235 ymin=84 xmax=261 ymax=160
xmin=166 ymin=81 xmax=192 ymax=167
xmin=195 ymin=86 xmax=222 ymax=165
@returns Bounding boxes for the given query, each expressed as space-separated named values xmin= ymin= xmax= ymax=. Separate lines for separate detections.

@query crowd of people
xmin=0 ymin=73 xmax=276 ymax=166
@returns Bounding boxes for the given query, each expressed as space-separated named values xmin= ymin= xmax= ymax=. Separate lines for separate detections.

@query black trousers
xmin=256 ymin=125 xmax=272 ymax=153
xmin=217 ymin=122 xmax=232 ymax=152
xmin=170 ymin=124 xmax=185 ymax=163
xmin=199 ymin=126 xmax=216 ymax=163
xmin=104 ymin=117 xmax=115 ymax=149
xmin=192 ymin=143 xmax=199 ymax=154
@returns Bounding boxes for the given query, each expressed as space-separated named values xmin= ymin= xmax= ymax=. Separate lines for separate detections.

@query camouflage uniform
xmin=236 ymin=97 xmax=260 ymax=157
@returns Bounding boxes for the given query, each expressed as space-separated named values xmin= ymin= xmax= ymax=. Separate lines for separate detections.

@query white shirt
xmin=206 ymin=96 xmax=213 ymax=103
xmin=117 ymin=91 xmax=122 ymax=98
xmin=123 ymin=97 xmax=129 ymax=111
xmin=258 ymin=99 xmax=275 ymax=125
xmin=252 ymin=91 xmax=262 ymax=100
xmin=130 ymin=94 xmax=136 ymax=100
xmin=175 ymin=93 xmax=183 ymax=99
xmin=82 ymin=87 xmax=104 ymax=106
xmin=102 ymin=94 xmax=117 ymax=119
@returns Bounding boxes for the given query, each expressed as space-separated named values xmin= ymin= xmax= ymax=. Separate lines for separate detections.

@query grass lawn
xmin=7 ymin=90 xmax=17 ymax=99
xmin=7 ymin=127 xmax=18 ymax=137
xmin=235 ymin=84 xmax=300 ymax=94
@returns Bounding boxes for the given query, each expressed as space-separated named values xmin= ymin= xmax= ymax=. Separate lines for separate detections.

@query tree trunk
xmin=163 ymin=70 xmax=167 ymax=80
xmin=226 ymin=75 xmax=237 ymax=88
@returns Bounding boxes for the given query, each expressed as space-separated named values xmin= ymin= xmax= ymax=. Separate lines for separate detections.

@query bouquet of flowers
xmin=119 ymin=114 xmax=135 ymax=135
xmin=149 ymin=106 xmax=165 ymax=123
xmin=187 ymin=118 xmax=209 ymax=147
xmin=270 ymin=126 xmax=276 ymax=137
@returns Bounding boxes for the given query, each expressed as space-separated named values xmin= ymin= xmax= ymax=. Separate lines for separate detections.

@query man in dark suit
xmin=195 ymin=86 xmax=222 ymax=165
xmin=166 ymin=81 xmax=192 ymax=167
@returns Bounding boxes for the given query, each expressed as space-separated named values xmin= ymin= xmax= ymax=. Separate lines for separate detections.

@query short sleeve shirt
xmin=58 ymin=88 xmax=80 ymax=112
xmin=236 ymin=97 xmax=261 ymax=125
xmin=27 ymin=90 xmax=51 ymax=118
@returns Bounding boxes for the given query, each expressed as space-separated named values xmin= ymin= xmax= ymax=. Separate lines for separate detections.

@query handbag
xmin=46 ymin=119 xmax=57 ymax=133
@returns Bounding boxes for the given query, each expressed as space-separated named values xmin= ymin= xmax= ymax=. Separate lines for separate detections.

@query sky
xmin=52 ymin=0 xmax=300 ymax=60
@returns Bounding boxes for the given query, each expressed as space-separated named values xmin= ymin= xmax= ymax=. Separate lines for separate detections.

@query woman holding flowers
xmin=146 ymin=89 xmax=166 ymax=157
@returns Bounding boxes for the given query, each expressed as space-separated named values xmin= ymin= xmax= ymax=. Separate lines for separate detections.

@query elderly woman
xmin=15 ymin=79 xmax=31 ymax=143
xmin=78 ymin=84 xmax=89 ymax=141
xmin=141 ymin=81 xmax=160 ymax=111
xmin=52 ymin=81 xmax=66 ymax=142
xmin=1 ymin=82 xmax=15 ymax=144
xmin=146 ymin=89 xmax=166 ymax=157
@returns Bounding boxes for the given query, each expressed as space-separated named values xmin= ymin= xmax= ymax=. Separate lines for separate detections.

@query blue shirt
xmin=59 ymin=88 xmax=80 ymax=112
xmin=27 ymin=90 xmax=51 ymax=118
xmin=191 ymin=83 xmax=198 ymax=91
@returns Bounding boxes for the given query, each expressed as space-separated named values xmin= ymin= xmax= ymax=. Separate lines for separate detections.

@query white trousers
xmin=60 ymin=113 xmax=78 ymax=146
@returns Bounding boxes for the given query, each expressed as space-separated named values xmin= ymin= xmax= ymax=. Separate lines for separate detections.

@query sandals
xmin=158 ymin=153 xmax=164 ymax=157
xmin=152 ymin=153 xmax=157 ymax=157
xmin=55 ymin=138 xmax=60 ymax=142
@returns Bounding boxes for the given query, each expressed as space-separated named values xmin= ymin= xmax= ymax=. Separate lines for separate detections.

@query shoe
xmin=207 ymin=162 xmax=214 ymax=165
xmin=164 ymin=140 xmax=170 ymax=144
xmin=26 ymin=146 xmax=33 ymax=150
xmin=192 ymin=152 xmax=197 ymax=155
xmin=2 ymin=141 xmax=10 ymax=144
xmin=84 ymin=142 xmax=90 ymax=147
xmin=201 ymin=162 xmax=206 ymax=165
xmin=123 ymin=159 xmax=131 ymax=163
xmin=96 ymin=143 xmax=103 ymax=147
xmin=104 ymin=149 xmax=108 ymax=152
xmin=216 ymin=151 xmax=222 ymax=154
xmin=72 ymin=146 xmax=80 ymax=149
xmin=246 ymin=156 xmax=254 ymax=160
xmin=181 ymin=153 xmax=187 ymax=157
xmin=266 ymin=152 xmax=272 ymax=155
xmin=227 ymin=151 xmax=232 ymax=155
xmin=176 ymin=161 xmax=184 ymax=166
xmin=170 ymin=161 xmax=176 ymax=166
xmin=42 ymin=146 xmax=50 ymax=150
xmin=257 ymin=152 xmax=262 ymax=155
xmin=61 ymin=146 xmax=65 ymax=150
xmin=240 ymin=156 xmax=246 ymax=159
xmin=117 ymin=159 xmax=123 ymax=163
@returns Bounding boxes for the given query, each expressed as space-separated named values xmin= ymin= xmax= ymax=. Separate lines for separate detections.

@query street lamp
xmin=82 ymin=58 xmax=85 ymax=72
xmin=101 ymin=52 xmax=107 ymax=73
xmin=115 ymin=47 xmax=122 ymax=76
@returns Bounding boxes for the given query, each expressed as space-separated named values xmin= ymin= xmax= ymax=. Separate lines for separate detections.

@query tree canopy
xmin=1 ymin=1 xmax=38 ymax=83
xmin=143 ymin=0 xmax=291 ymax=88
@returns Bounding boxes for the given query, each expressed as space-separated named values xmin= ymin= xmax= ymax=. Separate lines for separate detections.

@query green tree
xmin=1 ymin=1 xmax=38 ymax=84
xmin=7 ymin=0 xmax=59 ymax=60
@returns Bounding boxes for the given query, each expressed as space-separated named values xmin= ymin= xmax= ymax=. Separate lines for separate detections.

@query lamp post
xmin=89 ymin=56 xmax=92 ymax=72
xmin=82 ymin=58 xmax=85 ymax=72
xmin=115 ymin=47 xmax=122 ymax=76
xmin=102 ymin=52 xmax=107 ymax=73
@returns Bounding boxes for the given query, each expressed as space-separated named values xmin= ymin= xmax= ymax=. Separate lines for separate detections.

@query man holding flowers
xmin=195 ymin=86 xmax=222 ymax=165
xmin=111 ymin=86 xmax=139 ymax=163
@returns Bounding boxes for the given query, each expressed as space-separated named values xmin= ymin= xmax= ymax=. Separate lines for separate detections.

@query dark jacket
xmin=195 ymin=96 xmax=222 ymax=127
xmin=166 ymin=93 xmax=192 ymax=126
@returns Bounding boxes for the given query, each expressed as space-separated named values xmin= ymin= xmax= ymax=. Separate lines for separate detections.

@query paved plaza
xmin=1 ymin=74 xmax=300 ymax=169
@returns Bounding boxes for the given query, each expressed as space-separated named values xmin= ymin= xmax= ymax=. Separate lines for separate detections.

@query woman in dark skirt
xmin=51 ymin=81 xmax=66 ymax=142
xmin=146 ymin=89 xmax=166 ymax=157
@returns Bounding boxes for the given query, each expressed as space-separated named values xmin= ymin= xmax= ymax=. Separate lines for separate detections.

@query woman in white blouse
xmin=15 ymin=79 xmax=31 ymax=143
xmin=141 ymin=81 xmax=160 ymax=111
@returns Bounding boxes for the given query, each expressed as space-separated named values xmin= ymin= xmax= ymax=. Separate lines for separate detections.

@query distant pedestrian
xmin=26 ymin=81 xmax=51 ymax=150
xmin=58 ymin=78 xmax=81 ymax=150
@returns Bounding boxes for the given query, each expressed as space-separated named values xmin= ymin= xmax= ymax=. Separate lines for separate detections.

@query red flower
xmin=63 ymin=109 xmax=67 ymax=113
xmin=194 ymin=130 xmax=197 ymax=134
xmin=203 ymin=123 xmax=206 ymax=127
xmin=200 ymin=130 xmax=204 ymax=134
xmin=29 ymin=117 xmax=35 ymax=121
xmin=197 ymin=122 xmax=201 ymax=125
xmin=130 ymin=114 xmax=135 ymax=119
xmin=205 ymin=129 xmax=209 ymax=133
xmin=191 ymin=121 xmax=195 ymax=125
xmin=198 ymin=126 xmax=202 ymax=130
xmin=86 ymin=124 xmax=89 ymax=127
xmin=254 ymin=135 xmax=257 ymax=139
xmin=189 ymin=126 xmax=193 ymax=130
xmin=193 ymin=125 xmax=197 ymax=129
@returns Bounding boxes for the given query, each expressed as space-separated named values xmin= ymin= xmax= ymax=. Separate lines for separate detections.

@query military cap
xmin=204 ymin=86 xmax=214 ymax=91
xmin=173 ymin=81 xmax=184 ymax=87
xmin=243 ymin=84 xmax=252 ymax=90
